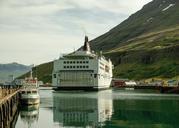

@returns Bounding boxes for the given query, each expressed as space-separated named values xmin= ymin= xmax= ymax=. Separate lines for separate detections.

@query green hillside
xmin=90 ymin=0 xmax=179 ymax=51
xmin=89 ymin=0 xmax=179 ymax=80
xmin=19 ymin=62 xmax=53 ymax=84
xmin=105 ymin=27 xmax=179 ymax=80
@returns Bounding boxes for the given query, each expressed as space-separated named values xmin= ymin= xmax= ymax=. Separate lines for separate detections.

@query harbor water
xmin=15 ymin=88 xmax=179 ymax=128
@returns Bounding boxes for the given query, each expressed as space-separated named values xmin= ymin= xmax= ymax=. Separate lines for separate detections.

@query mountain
xmin=0 ymin=62 xmax=31 ymax=71
xmin=0 ymin=63 xmax=31 ymax=83
xmin=90 ymin=0 xmax=179 ymax=51
xmin=90 ymin=0 xmax=179 ymax=80
xmin=19 ymin=0 xmax=179 ymax=83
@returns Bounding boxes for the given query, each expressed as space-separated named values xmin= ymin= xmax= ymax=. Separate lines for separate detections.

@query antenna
xmin=30 ymin=69 xmax=33 ymax=78
xmin=30 ymin=64 xmax=35 ymax=78
xmin=34 ymin=65 xmax=37 ymax=78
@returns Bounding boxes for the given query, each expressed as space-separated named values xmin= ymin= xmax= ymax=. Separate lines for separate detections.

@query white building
xmin=52 ymin=36 xmax=113 ymax=90
xmin=125 ymin=81 xmax=137 ymax=86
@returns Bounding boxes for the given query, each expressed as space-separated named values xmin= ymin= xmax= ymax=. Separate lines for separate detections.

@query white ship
xmin=20 ymin=71 xmax=40 ymax=105
xmin=52 ymin=36 xmax=113 ymax=90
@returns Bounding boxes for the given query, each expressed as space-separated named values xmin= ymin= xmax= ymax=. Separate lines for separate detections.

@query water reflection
xmin=14 ymin=90 xmax=179 ymax=128
xmin=53 ymin=90 xmax=113 ymax=127
xmin=19 ymin=104 xmax=39 ymax=128
xmin=105 ymin=91 xmax=179 ymax=128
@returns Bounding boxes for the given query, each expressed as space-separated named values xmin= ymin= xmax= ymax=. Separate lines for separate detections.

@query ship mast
xmin=30 ymin=69 xmax=33 ymax=79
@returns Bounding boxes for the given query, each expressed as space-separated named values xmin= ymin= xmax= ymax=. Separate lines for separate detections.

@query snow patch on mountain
xmin=162 ymin=4 xmax=175 ymax=11
xmin=147 ymin=17 xmax=153 ymax=22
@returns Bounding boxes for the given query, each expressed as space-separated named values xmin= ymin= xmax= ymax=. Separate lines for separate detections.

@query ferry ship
xmin=20 ymin=71 xmax=40 ymax=105
xmin=52 ymin=36 xmax=113 ymax=90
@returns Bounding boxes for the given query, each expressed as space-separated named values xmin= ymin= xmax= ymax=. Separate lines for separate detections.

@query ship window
xmin=77 ymin=66 xmax=79 ymax=68
xmin=70 ymin=61 xmax=72 ymax=64
xmin=27 ymin=91 xmax=31 ymax=94
xmin=86 ymin=61 xmax=89 ymax=63
xmin=53 ymin=74 xmax=56 ymax=78
xmin=80 ymin=66 xmax=82 ymax=68
xmin=80 ymin=61 xmax=82 ymax=63
xmin=83 ymin=66 xmax=85 ymax=68
xmin=67 ymin=61 xmax=69 ymax=64
xmin=70 ymin=66 xmax=72 ymax=68
xmin=73 ymin=66 xmax=75 ymax=68
xmin=73 ymin=61 xmax=75 ymax=64
xmin=64 ymin=66 xmax=66 ymax=68
xmin=67 ymin=66 xmax=69 ymax=68
xmin=83 ymin=61 xmax=85 ymax=63
xmin=32 ymin=90 xmax=37 ymax=93
xmin=94 ymin=74 xmax=97 ymax=78
xmin=77 ymin=61 xmax=79 ymax=64
xmin=64 ymin=61 xmax=66 ymax=64
xmin=86 ymin=66 xmax=89 ymax=68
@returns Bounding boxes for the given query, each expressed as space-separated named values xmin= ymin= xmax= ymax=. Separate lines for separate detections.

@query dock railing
xmin=0 ymin=85 xmax=21 ymax=99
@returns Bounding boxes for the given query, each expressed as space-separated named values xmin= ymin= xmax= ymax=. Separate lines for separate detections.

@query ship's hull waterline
xmin=53 ymin=85 xmax=112 ymax=91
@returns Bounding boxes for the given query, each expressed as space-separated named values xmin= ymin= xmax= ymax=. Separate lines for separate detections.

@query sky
xmin=0 ymin=0 xmax=153 ymax=65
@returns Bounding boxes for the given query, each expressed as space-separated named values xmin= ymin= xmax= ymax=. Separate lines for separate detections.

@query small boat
xmin=20 ymin=70 xmax=40 ymax=105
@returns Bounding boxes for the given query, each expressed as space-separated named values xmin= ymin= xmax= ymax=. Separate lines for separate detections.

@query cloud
xmin=0 ymin=0 xmax=153 ymax=64
xmin=0 ymin=32 xmax=82 ymax=64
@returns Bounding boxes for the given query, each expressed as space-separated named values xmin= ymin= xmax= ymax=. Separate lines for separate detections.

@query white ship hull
xmin=20 ymin=94 xmax=40 ymax=105
xmin=20 ymin=89 xmax=40 ymax=105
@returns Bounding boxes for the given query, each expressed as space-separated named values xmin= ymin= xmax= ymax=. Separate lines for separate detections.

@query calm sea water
xmin=15 ymin=89 xmax=179 ymax=128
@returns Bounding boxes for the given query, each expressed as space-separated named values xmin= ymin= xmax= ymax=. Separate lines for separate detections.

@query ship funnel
xmin=83 ymin=36 xmax=91 ymax=52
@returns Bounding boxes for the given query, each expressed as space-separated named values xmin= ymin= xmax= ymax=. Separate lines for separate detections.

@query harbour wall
xmin=0 ymin=85 xmax=20 ymax=128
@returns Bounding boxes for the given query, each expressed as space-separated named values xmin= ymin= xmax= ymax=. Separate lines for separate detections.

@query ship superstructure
xmin=52 ymin=36 xmax=113 ymax=90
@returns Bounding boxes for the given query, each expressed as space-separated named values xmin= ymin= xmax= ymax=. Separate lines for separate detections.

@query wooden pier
xmin=0 ymin=85 xmax=21 ymax=128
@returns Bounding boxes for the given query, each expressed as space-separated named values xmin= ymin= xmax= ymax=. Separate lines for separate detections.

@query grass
xmin=108 ymin=27 xmax=179 ymax=53
xmin=113 ymin=59 xmax=179 ymax=80
xmin=19 ymin=61 xmax=53 ymax=83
